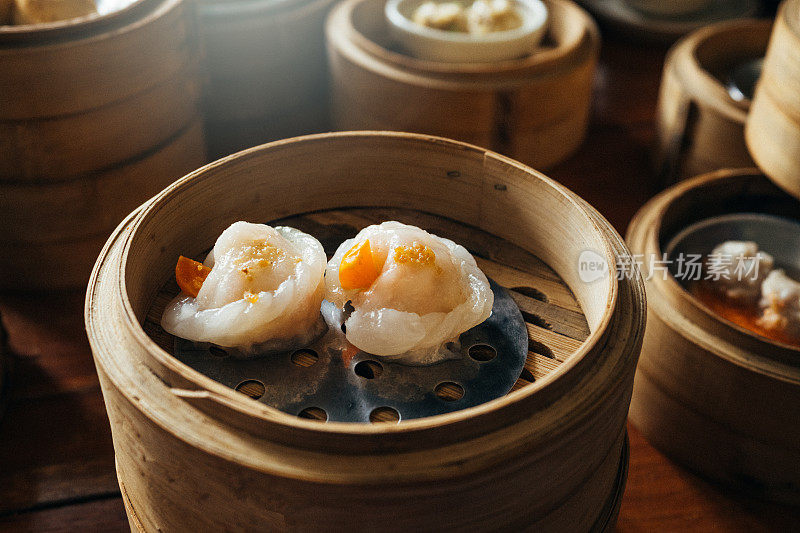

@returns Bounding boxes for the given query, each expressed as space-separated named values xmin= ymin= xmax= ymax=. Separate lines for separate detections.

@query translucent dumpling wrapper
xmin=325 ymin=221 xmax=493 ymax=364
xmin=161 ymin=222 xmax=326 ymax=356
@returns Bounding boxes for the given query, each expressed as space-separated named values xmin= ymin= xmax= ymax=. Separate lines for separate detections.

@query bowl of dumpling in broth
xmin=86 ymin=131 xmax=644 ymax=531
xmin=626 ymin=168 xmax=800 ymax=505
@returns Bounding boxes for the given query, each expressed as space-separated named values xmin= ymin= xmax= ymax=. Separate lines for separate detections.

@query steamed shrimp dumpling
xmin=161 ymin=222 xmax=326 ymax=354
xmin=325 ymin=222 xmax=493 ymax=363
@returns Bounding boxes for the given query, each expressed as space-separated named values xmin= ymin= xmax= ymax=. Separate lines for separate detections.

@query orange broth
xmin=690 ymin=282 xmax=800 ymax=348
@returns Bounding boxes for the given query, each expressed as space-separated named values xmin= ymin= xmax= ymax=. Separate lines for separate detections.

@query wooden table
xmin=1 ymin=31 xmax=798 ymax=532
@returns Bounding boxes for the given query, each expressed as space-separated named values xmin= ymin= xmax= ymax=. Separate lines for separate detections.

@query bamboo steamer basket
xmin=326 ymin=0 xmax=600 ymax=170
xmin=626 ymin=168 xmax=800 ymax=504
xmin=0 ymin=0 xmax=201 ymax=182
xmin=745 ymin=0 xmax=800 ymax=199
xmin=654 ymin=19 xmax=771 ymax=184
xmin=86 ymin=131 xmax=645 ymax=531
xmin=198 ymin=0 xmax=338 ymax=158
xmin=0 ymin=0 xmax=207 ymax=289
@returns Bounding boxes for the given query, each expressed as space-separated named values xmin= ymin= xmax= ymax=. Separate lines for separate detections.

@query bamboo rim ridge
xmin=332 ymin=0 xmax=598 ymax=80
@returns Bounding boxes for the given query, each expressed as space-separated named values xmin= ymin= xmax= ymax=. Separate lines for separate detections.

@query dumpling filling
xmin=161 ymin=222 xmax=326 ymax=356
xmin=325 ymin=221 xmax=493 ymax=364
xmin=758 ymin=269 xmax=800 ymax=340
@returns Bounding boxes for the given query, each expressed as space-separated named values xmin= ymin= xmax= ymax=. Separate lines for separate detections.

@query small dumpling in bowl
xmin=758 ymin=269 xmax=800 ymax=340
xmin=161 ymin=221 xmax=327 ymax=356
xmin=325 ymin=221 xmax=493 ymax=364
xmin=707 ymin=240 xmax=774 ymax=302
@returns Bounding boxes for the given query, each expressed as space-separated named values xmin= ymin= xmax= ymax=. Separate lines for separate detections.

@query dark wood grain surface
xmin=1 ymin=31 xmax=798 ymax=532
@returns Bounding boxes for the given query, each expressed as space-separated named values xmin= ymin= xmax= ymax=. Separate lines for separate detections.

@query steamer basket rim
xmin=677 ymin=18 xmax=772 ymax=120
xmin=639 ymin=168 xmax=800 ymax=376
xmin=327 ymin=0 xmax=600 ymax=79
xmin=103 ymin=130 xmax=623 ymax=436
xmin=0 ymin=0 xmax=182 ymax=50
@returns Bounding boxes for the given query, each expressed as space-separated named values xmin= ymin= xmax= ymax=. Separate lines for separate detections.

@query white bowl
xmin=385 ymin=0 xmax=549 ymax=63
xmin=623 ymin=0 xmax=714 ymax=17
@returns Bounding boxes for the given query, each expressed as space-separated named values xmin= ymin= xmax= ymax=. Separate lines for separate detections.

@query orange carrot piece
xmin=339 ymin=239 xmax=382 ymax=290
xmin=175 ymin=255 xmax=212 ymax=298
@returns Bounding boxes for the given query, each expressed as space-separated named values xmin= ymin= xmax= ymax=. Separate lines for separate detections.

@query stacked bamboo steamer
xmin=197 ymin=0 xmax=338 ymax=158
xmin=628 ymin=0 xmax=800 ymax=505
xmin=653 ymin=18 xmax=772 ymax=183
xmin=326 ymin=0 xmax=600 ymax=169
xmin=0 ymin=0 xmax=206 ymax=290
xmin=626 ymin=169 xmax=800 ymax=504
xmin=86 ymin=132 xmax=645 ymax=531
xmin=746 ymin=0 xmax=800 ymax=199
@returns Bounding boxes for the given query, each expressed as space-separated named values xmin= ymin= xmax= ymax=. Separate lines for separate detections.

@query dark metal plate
xmin=173 ymin=278 xmax=528 ymax=423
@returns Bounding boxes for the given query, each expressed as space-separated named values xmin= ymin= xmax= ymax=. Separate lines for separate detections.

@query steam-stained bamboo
xmin=326 ymin=0 xmax=599 ymax=169
xmin=86 ymin=132 xmax=645 ymax=531
xmin=746 ymin=0 xmax=800 ymax=199
xmin=626 ymin=168 xmax=800 ymax=505
xmin=654 ymin=19 xmax=771 ymax=183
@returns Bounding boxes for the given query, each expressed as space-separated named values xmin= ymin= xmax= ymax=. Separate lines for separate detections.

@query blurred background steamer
xmin=626 ymin=168 xmax=800 ymax=504
xmin=625 ymin=0 xmax=800 ymax=505
xmin=653 ymin=18 xmax=771 ymax=184
xmin=745 ymin=0 xmax=800 ymax=199
xmin=197 ymin=0 xmax=338 ymax=159
xmin=0 ymin=0 xmax=205 ymax=290
xmin=326 ymin=0 xmax=600 ymax=170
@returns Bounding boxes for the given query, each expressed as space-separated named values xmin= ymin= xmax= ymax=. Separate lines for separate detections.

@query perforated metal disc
xmin=173 ymin=278 xmax=528 ymax=423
